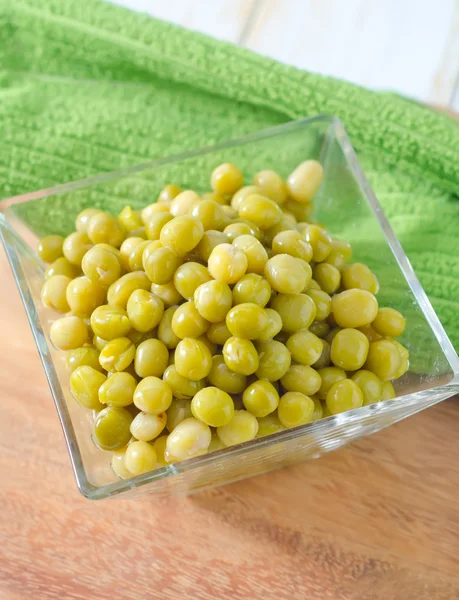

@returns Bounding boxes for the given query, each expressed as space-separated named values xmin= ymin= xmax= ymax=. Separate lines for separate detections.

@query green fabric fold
xmin=1 ymin=0 xmax=459 ymax=350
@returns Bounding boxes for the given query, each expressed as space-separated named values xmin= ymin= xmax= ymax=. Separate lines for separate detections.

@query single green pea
xmin=286 ymin=330 xmax=323 ymax=366
xmin=118 ymin=205 xmax=143 ymax=232
xmin=326 ymin=379 xmax=363 ymax=415
xmin=70 ymin=366 xmax=106 ymax=410
xmin=216 ymin=410 xmax=258 ymax=446
xmin=194 ymin=280 xmax=233 ymax=323
xmin=37 ymin=235 xmax=64 ymax=263
xmin=81 ymin=244 xmax=121 ymax=286
xmin=98 ymin=372 xmax=137 ymax=407
xmin=49 ymin=316 xmax=89 ymax=350
xmin=278 ymin=392 xmax=315 ymax=428
xmin=41 ymin=275 xmax=71 ymax=313
xmin=87 ymin=212 xmax=125 ymax=248
xmin=280 ymin=364 xmax=322 ymax=396
xmin=93 ymin=406 xmax=133 ymax=451
xmin=226 ymin=303 xmax=268 ymax=340
xmin=99 ymin=337 xmax=136 ymax=372
xmin=191 ymin=387 xmax=235 ymax=427
xmin=126 ymin=289 xmax=164 ymax=333
xmin=124 ymin=439 xmax=158 ymax=475
xmin=45 ymin=257 xmax=80 ymax=279
xmin=90 ymin=304 xmax=131 ymax=340
xmin=208 ymin=355 xmax=247 ymax=394
xmin=255 ymin=340 xmax=291 ymax=381
xmin=66 ymin=275 xmax=106 ymax=318
xmin=232 ymin=274 xmax=271 ymax=307
xmin=174 ymin=338 xmax=213 ymax=381
xmin=223 ymin=337 xmax=259 ymax=376
xmin=66 ymin=346 xmax=104 ymax=373
xmin=134 ymin=338 xmax=169 ymax=378
xmin=242 ymin=380 xmax=279 ymax=418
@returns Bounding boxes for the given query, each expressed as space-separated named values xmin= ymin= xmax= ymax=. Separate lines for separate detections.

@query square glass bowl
xmin=1 ymin=115 xmax=458 ymax=500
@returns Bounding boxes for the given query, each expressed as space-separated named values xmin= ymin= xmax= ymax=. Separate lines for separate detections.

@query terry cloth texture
xmin=1 ymin=0 xmax=458 ymax=352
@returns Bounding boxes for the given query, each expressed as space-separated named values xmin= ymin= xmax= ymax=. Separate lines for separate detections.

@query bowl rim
xmin=2 ymin=114 xmax=459 ymax=500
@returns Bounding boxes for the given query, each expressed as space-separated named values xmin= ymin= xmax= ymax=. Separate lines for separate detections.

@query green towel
xmin=1 ymin=0 xmax=459 ymax=351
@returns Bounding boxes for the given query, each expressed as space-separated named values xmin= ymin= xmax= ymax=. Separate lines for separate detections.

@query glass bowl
xmin=1 ymin=115 xmax=458 ymax=500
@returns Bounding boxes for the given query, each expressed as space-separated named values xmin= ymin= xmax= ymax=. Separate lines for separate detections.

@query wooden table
xmin=1 ymin=244 xmax=459 ymax=599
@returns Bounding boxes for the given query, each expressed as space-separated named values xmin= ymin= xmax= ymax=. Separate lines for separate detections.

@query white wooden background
xmin=112 ymin=0 xmax=459 ymax=111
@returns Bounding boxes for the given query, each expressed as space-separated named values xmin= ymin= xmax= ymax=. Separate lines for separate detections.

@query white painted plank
xmin=428 ymin=0 xmax=459 ymax=106
xmin=110 ymin=0 xmax=459 ymax=109
xmin=110 ymin=0 xmax=256 ymax=43
xmin=451 ymin=87 xmax=459 ymax=112
xmin=244 ymin=0 xmax=457 ymax=104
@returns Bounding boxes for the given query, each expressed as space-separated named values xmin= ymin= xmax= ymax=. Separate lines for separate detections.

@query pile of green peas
xmin=38 ymin=159 xmax=409 ymax=479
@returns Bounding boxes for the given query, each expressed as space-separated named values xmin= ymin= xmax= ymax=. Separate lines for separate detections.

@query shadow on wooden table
xmin=187 ymin=399 xmax=459 ymax=598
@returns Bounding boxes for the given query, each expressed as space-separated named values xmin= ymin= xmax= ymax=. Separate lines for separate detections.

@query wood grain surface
xmin=1 ymin=243 xmax=459 ymax=599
